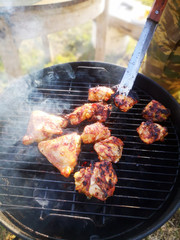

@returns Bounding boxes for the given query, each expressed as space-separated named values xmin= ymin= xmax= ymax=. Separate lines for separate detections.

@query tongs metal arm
xmin=117 ymin=0 xmax=168 ymax=96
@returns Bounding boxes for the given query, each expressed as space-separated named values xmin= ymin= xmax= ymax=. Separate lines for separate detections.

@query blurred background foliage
xmin=136 ymin=0 xmax=154 ymax=5
xmin=1 ymin=0 xmax=179 ymax=104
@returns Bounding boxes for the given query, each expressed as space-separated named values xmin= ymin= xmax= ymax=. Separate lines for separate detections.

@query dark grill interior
xmin=0 ymin=64 xmax=179 ymax=240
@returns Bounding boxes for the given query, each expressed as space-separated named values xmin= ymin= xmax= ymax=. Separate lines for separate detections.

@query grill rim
xmin=0 ymin=61 xmax=179 ymax=240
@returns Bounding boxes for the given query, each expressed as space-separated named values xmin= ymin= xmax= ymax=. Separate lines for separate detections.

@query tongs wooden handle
xmin=117 ymin=0 xmax=168 ymax=96
xmin=148 ymin=0 xmax=168 ymax=22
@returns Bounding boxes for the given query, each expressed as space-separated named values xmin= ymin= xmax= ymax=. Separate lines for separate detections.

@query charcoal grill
xmin=0 ymin=62 xmax=179 ymax=240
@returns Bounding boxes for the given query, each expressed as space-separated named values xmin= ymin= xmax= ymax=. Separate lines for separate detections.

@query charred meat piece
xmin=81 ymin=122 xmax=111 ymax=144
xmin=66 ymin=102 xmax=112 ymax=125
xmin=114 ymin=94 xmax=138 ymax=112
xmin=88 ymin=86 xmax=114 ymax=102
xmin=66 ymin=103 xmax=95 ymax=125
xmin=142 ymin=100 xmax=170 ymax=122
xmin=90 ymin=103 xmax=112 ymax=122
xmin=94 ymin=136 xmax=124 ymax=163
xmin=137 ymin=121 xmax=168 ymax=144
xmin=38 ymin=132 xmax=81 ymax=178
xmin=23 ymin=110 xmax=68 ymax=145
xmin=74 ymin=161 xmax=118 ymax=201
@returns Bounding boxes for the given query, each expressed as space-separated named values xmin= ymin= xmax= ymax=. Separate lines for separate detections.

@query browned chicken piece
xmin=90 ymin=103 xmax=112 ymax=123
xmin=81 ymin=122 xmax=111 ymax=144
xmin=66 ymin=103 xmax=95 ymax=125
xmin=114 ymin=94 xmax=138 ymax=112
xmin=74 ymin=161 xmax=118 ymax=201
xmin=137 ymin=121 xmax=168 ymax=144
xmin=23 ymin=110 xmax=68 ymax=145
xmin=66 ymin=102 xmax=112 ymax=125
xmin=94 ymin=136 xmax=124 ymax=163
xmin=142 ymin=100 xmax=170 ymax=122
xmin=88 ymin=86 xmax=114 ymax=102
xmin=38 ymin=132 xmax=81 ymax=178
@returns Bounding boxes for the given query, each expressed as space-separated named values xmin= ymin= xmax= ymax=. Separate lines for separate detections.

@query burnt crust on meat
xmin=89 ymin=103 xmax=112 ymax=123
xmin=66 ymin=102 xmax=112 ymax=125
xmin=74 ymin=161 xmax=118 ymax=201
xmin=94 ymin=136 xmax=124 ymax=163
xmin=142 ymin=100 xmax=170 ymax=122
xmin=137 ymin=121 xmax=168 ymax=144
xmin=113 ymin=94 xmax=138 ymax=112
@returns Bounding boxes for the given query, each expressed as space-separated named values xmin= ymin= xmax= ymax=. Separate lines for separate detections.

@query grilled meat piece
xmin=66 ymin=102 xmax=112 ymax=125
xmin=142 ymin=100 xmax=170 ymax=122
xmin=88 ymin=86 xmax=114 ymax=102
xmin=94 ymin=136 xmax=124 ymax=163
xmin=114 ymin=94 xmax=138 ymax=112
xmin=90 ymin=103 xmax=112 ymax=122
xmin=74 ymin=161 xmax=118 ymax=201
xmin=66 ymin=103 xmax=95 ymax=125
xmin=81 ymin=122 xmax=111 ymax=144
xmin=38 ymin=132 xmax=81 ymax=178
xmin=23 ymin=110 xmax=68 ymax=145
xmin=137 ymin=121 xmax=168 ymax=144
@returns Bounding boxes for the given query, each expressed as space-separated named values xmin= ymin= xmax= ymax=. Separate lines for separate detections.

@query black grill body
xmin=0 ymin=62 xmax=179 ymax=240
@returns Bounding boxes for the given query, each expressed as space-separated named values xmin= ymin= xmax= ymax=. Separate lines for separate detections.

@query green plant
xmin=19 ymin=38 xmax=45 ymax=73
xmin=136 ymin=0 xmax=154 ymax=6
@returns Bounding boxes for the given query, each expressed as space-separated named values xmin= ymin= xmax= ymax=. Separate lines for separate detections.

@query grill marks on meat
xmin=113 ymin=94 xmax=138 ymax=112
xmin=38 ymin=132 xmax=81 ymax=178
xmin=66 ymin=103 xmax=95 ymax=125
xmin=66 ymin=103 xmax=112 ymax=125
xmin=142 ymin=100 xmax=170 ymax=122
xmin=74 ymin=161 xmax=118 ymax=201
xmin=88 ymin=86 xmax=114 ymax=102
xmin=22 ymin=110 xmax=68 ymax=145
xmin=23 ymin=86 xmax=170 ymax=202
xmin=137 ymin=121 xmax=168 ymax=144
xmin=88 ymin=86 xmax=138 ymax=112
xmin=137 ymin=100 xmax=170 ymax=144
xmin=90 ymin=103 xmax=112 ymax=123
xmin=94 ymin=136 xmax=124 ymax=163
xmin=81 ymin=122 xmax=111 ymax=144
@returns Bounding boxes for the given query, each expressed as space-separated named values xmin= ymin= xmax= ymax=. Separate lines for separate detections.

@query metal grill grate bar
xmin=0 ymin=67 xmax=179 ymax=231
xmin=0 ymin=204 xmax=149 ymax=220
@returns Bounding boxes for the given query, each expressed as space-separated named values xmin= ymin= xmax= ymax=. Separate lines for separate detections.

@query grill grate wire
xmin=0 ymin=66 xmax=179 ymax=239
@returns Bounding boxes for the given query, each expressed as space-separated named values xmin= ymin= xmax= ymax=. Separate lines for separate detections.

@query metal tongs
xmin=117 ymin=0 xmax=168 ymax=96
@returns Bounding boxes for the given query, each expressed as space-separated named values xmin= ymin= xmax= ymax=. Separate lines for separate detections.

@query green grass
xmin=0 ymin=225 xmax=16 ymax=240
xmin=145 ymin=209 xmax=180 ymax=240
